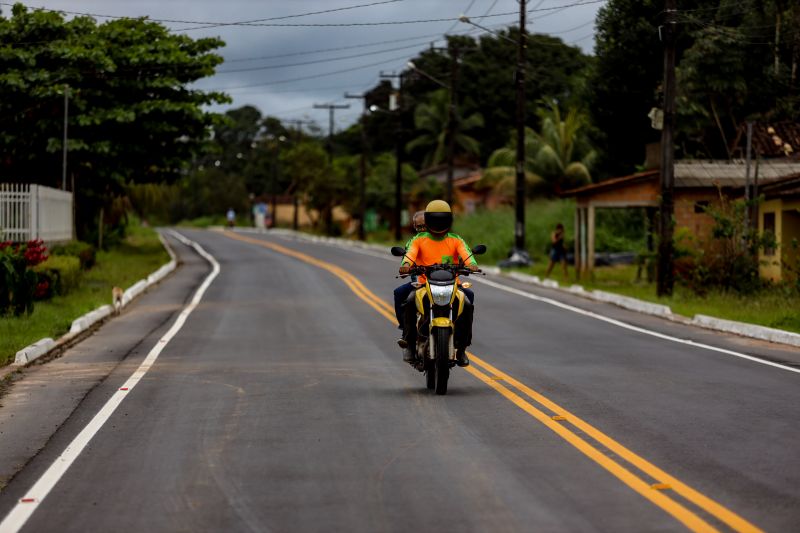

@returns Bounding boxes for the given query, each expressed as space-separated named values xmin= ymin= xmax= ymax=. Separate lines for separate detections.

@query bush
xmin=33 ymin=255 xmax=81 ymax=298
xmin=0 ymin=240 xmax=45 ymax=316
xmin=50 ymin=241 xmax=96 ymax=270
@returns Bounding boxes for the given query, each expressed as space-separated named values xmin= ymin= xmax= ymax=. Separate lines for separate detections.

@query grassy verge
xmin=0 ymin=224 xmax=169 ymax=366
xmin=518 ymin=262 xmax=800 ymax=334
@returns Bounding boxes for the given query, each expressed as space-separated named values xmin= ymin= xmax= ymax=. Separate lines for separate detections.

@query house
xmin=757 ymin=175 xmax=800 ymax=282
xmin=416 ymin=161 xmax=503 ymax=213
xmin=561 ymin=160 xmax=800 ymax=277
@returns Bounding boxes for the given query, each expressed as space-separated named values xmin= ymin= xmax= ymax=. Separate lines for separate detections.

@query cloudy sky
xmin=18 ymin=0 xmax=605 ymax=130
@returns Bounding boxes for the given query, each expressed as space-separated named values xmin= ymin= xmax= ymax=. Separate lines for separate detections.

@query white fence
xmin=0 ymin=183 xmax=73 ymax=243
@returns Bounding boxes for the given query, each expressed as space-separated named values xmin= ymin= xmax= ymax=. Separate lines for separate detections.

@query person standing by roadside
xmin=226 ymin=207 xmax=236 ymax=229
xmin=545 ymin=223 xmax=568 ymax=279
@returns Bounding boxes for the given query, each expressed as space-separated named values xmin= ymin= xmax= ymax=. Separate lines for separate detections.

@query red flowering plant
xmin=0 ymin=239 xmax=48 ymax=315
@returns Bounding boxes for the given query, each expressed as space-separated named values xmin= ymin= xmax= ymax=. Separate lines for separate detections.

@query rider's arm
xmin=400 ymin=238 xmax=420 ymax=273
xmin=453 ymin=235 xmax=477 ymax=268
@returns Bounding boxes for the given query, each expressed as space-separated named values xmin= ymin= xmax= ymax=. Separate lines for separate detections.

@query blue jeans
xmin=393 ymin=283 xmax=474 ymax=329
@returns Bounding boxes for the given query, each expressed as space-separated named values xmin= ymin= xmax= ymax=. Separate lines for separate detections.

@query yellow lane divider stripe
xmin=219 ymin=230 xmax=762 ymax=533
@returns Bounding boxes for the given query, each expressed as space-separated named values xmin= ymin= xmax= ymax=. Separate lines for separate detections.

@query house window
xmin=694 ymin=201 xmax=710 ymax=214
xmin=763 ymin=212 xmax=776 ymax=256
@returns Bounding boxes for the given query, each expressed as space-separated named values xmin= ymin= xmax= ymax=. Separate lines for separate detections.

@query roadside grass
xmin=0 ymin=223 xmax=169 ymax=366
xmin=522 ymin=262 xmax=800 ymax=334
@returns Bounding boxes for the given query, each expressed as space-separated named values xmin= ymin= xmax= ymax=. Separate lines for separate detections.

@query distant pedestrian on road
xmin=545 ymin=223 xmax=568 ymax=279
xmin=226 ymin=208 xmax=236 ymax=229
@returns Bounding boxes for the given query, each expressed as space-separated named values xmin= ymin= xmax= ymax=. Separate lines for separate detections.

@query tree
xmin=0 ymin=4 xmax=227 ymax=239
xmin=485 ymin=101 xmax=596 ymax=196
xmin=405 ymin=89 xmax=483 ymax=168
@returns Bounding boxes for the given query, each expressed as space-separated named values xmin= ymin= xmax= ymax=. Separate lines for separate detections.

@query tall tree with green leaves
xmin=0 ymin=3 xmax=227 ymax=239
xmin=485 ymin=101 xmax=596 ymax=196
xmin=405 ymin=89 xmax=483 ymax=168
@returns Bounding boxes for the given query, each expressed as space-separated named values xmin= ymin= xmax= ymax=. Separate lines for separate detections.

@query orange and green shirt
xmin=402 ymin=232 xmax=476 ymax=281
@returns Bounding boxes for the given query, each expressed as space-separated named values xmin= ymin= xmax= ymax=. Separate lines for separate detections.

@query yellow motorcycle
xmin=391 ymin=244 xmax=486 ymax=395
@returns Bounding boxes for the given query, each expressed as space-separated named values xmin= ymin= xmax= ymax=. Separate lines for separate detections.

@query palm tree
xmin=484 ymin=100 xmax=596 ymax=196
xmin=406 ymin=89 xmax=484 ymax=168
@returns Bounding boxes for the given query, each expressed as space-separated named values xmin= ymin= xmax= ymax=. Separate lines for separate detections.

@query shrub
xmin=51 ymin=241 xmax=96 ymax=270
xmin=0 ymin=241 xmax=42 ymax=316
xmin=33 ymin=255 xmax=81 ymax=298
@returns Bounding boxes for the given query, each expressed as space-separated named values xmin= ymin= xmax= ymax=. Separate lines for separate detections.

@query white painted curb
xmin=10 ymin=231 xmax=178 ymax=367
xmin=692 ymin=314 xmax=800 ymax=348
xmin=590 ymin=290 xmax=673 ymax=317
xmin=14 ymin=338 xmax=55 ymax=365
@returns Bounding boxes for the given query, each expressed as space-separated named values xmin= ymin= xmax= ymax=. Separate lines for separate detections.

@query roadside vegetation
xmin=0 ymin=223 xmax=169 ymax=366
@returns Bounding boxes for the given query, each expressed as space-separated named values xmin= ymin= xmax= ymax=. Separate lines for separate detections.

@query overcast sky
xmin=18 ymin=0 xmax=605 ymax=131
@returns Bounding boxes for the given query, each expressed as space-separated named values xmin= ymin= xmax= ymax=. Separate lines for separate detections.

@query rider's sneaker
xmin=402 ymin=347 xmax=415 ymax=363
xmin=397 ymin=338 xmax=408 ymax=348
xmin=456 ymin=348 xmax=469 ymax=367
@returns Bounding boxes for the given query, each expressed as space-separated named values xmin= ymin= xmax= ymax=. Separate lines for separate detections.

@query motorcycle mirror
xmin=390 ymin=246 xmax=406 ymax=257
xmin=472 ymin=244 xmax=487 ymax=255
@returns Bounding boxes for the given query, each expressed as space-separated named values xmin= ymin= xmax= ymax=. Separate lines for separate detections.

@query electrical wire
xmin=443 ymin=0 xmax=477 ymax=34
xmin=201 ymin=52 xmax=413 ymax=91
xmin=216 ymin=41 xmax=439 ymax=75
xmin=2 ymin=0 xmax=606 ymax=28
xmin=173 ymin=0 xmax=405 ymax=31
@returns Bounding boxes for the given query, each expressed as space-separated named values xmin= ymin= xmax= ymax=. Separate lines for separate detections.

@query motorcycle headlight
xmin=429 ymin=284 xmax=454 ymax=306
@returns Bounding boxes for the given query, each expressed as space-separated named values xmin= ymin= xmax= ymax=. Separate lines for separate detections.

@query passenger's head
xmin=412 ymin=210 xmax=426 ymax=233
xmin=424 ymin=200 xmax=453 ymax=237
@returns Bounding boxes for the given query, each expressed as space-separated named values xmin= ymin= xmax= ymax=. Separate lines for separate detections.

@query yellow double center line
xmin=221 ymin=230 xmax=762 ymax=533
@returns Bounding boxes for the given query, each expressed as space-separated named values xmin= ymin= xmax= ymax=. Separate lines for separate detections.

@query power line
xmin=173 ymin=0 xmax=405 ymax=31
xmin=3 ymin=0 xmax=606 ymax=28
xmin=444 ymin=0 xmax=477 ymax=34
xmin=203 ymin=52 xmax=412 ymax=91
xmin=216 ymin=41 xmax=439 ymax=75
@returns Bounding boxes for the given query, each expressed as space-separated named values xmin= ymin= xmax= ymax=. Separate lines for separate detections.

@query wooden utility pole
xmin=501 ymin=0 xmax=532 ymax=266
xmin=657 ymin=0 xmax=677 ymax=297
xmin=345 ymin=92 xmax=369 ymax=240
xmin=313 ymin=103 xmax=350 ymax=162
xmin=380 ymin=71 xmax=404 ymax=241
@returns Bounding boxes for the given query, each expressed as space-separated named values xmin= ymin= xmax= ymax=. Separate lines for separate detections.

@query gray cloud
xmin=31 ymin=0 xmax=603 ymax=130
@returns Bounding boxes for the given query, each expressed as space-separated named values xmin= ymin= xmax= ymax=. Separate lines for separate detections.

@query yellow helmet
xmin=424 ymin=200 xmax=452 ymax=235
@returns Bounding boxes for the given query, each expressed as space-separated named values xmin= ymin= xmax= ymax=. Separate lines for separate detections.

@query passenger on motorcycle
xmin=398 ymin=200 xmax=477 ymax=367
xmin=392 ymin=211 xmax=426 ymax=329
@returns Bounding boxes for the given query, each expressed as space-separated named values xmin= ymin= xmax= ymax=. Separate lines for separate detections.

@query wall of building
xmin=673 ymin=189 xmax=720 ymax=247
xmin=759 ymin=198 xmax=784 ymax=281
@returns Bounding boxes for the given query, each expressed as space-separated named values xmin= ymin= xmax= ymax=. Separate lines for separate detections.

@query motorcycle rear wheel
xmin=433 ymin=328 xmax=450 ymax=395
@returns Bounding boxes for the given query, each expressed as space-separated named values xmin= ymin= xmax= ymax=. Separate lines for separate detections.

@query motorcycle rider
xmin=398 ymin=200 xmax=477 ymax=367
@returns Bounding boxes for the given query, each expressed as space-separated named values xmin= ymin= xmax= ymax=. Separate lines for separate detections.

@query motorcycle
xmin=390 ymin=244 xmax=487 ymax=395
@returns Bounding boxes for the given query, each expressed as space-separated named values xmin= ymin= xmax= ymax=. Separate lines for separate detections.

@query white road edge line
xmin=271 ymin=232 xmax=800 ymax=376
xmin=0 ymin=231 xmax=220 ymax=533
xmin=474 ymin=276 xmax=800 ymax=375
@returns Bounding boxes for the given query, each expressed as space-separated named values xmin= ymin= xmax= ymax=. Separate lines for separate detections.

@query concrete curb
xmin=14 ymin=338 xmax=55 ymax=365
xmin=252 ymin=227 xmax=800 ymax=349
xmin=10 ymin=231 xmax=179 ymax=368
xmin=692 ymin=314 xmax=800 ymax=348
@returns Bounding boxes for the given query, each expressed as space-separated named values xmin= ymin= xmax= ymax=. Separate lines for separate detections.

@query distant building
xmin=757 ymin=175 xmax=800 ymax=282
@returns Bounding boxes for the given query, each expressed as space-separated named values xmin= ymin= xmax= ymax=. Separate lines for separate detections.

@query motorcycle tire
xmin=425 ymin=363 xmax=436 ymax=390
xmin=433 ymin=327 xmax=450 ymax=395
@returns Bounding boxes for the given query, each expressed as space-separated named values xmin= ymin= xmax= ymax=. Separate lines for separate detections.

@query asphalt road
xmin=0 ymin=228 xmax=798 ymax=533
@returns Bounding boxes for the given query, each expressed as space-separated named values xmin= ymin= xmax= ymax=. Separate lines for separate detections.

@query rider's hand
xmin=468 ymin=263 xmax=479 ymax=272
xmin=399 ymin=265 xmax=411 ymax=275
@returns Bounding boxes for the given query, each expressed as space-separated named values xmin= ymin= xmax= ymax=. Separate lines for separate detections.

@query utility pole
xmin=62 ymin=84 xmax=69 ymax=191
xmin=313 ymin=103 xmax=350 ymax=162
xmin=380 ymin=71 xmax=405 ymax=241
xmin=345 ymin=92 xmax=369 ymax=241
xmin=502 ymin=0 xmax=532 ymax=267
xmin=284 ymin=119 xmax=313 ymax=231
xmin=657 ymin=0 xmax=677 ymax=297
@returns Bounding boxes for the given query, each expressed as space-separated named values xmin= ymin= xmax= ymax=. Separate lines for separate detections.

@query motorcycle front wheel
xmin=432 ymin=327 xmax=450 ymax=395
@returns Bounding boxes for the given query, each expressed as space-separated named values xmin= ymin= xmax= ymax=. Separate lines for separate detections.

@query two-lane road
xmin=0 ymin=228 xmax=798 ymax=532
